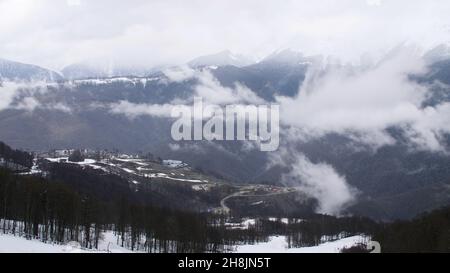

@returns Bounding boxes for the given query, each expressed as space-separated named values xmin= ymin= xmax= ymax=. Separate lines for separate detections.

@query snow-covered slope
xmin=188 ymin=50 xmax=254 ymax=68
xmin=62 ymin=63 xmax=111 ymax=79
xmin=261 ymin=49 xmax=321 ymax=66
xmin=0 ymin=232 xmax=366 ymax=253
xmin=62 ymin=62 xmax=157 ymax=79
xmin=234 ymin=235 xmax=368 ymax=253
xmin=0 ymin=58 xmax=63 ymax=82
xmin=0 ymin=232 xmax=132 ymax=253
xmin=424 ymin=44 xmax=450 ymax=64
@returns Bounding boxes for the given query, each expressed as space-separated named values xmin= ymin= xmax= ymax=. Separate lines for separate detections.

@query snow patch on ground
xmin=0 ymin=231 xmax=132 ymax=253
xmin=192 ymin=184 xmax=210 ymax=191
xmin=146 ymin=172 xmax=205 ymax=183
xmin=121 ymin=168 xmax=135 ymax=174
xmin=224 ymin=218 xmax=257 ymax=230
xmin=72 ymin=77 xmax=160 ymax=87
xmin=234 ymin=235 xmax=368 ymax=253
xmin=45 ymin=157 xmax=108 ymax=171
xmin=163 ymin=160 xmax=187 ymax=168
xmin=0 ymin=231 xmax=367 ymax=253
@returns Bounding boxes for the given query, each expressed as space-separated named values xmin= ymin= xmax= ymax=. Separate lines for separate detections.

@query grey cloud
xmin=0 ymin=81 xmax=72 ymax=113
xmin=2 ymin=0 xmax=450 ymax=69
xmin=276 ymin=48 xmax=450 ymax=152
xmin=110 ymin=68 xmax=266 ymax=118
xmin=270 ymin=148 xmax=358 ymax=216
xmin=109 ymin=100 xmax=178 ymax=119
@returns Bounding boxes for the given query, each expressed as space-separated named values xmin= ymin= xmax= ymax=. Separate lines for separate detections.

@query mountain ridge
xmin=0 ymin=58 xmax=63 ymax=82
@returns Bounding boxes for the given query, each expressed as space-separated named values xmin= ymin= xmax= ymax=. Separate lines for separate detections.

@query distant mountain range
xmin=0 ymin=49 xmax=312 ymax=82
xmin=2 ymin=45 xmax=448 ymax=82
xmin=61 ymin=62 xmax=160 ymax=80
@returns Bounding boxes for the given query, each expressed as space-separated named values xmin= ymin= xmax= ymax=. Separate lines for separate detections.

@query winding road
xmin=219 ymin=187 xmax=295 ymax=214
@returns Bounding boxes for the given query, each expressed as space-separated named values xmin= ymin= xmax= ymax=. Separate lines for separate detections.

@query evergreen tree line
xmin=373 ymin=207 xmax=450 ymax=253
xmin=0 ymin=141 xmax=33 ymax=169
xmin=284 ymin=216 xmax=378 ymax=248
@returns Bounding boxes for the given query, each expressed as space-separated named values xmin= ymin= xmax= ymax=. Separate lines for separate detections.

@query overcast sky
xmin=1 ymin=0 xmax=450 ymax=70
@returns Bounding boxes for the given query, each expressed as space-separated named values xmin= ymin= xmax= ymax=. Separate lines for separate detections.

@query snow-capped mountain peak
xmin=188 ymin=50 xmax=255 ymax=68
xmin=261 ymin=49 xmax=321 ymax=66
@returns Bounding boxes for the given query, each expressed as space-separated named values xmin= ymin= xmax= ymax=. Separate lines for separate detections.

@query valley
xmin=31 ymin=148 xmax=312 ymax=217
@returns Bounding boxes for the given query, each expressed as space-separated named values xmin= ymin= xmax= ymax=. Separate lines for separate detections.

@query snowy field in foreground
xmin=0 ymin=232 xmax=132 ymax=253
xmin=0 ymin=233 xmax=366 ymax=253
xmin=234 ymin=235 xmax=368 ymax=253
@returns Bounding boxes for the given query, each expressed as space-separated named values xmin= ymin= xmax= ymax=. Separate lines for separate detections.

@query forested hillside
xmin=0 ymin=166 xmax=379 ymax=252
xmin=0 ymin=167 xmax=254 ymax=252
xmin=373 ymin=207 xmax=450 ymax=253
xmin=0 ymin=141 xmax=33 ymax=169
